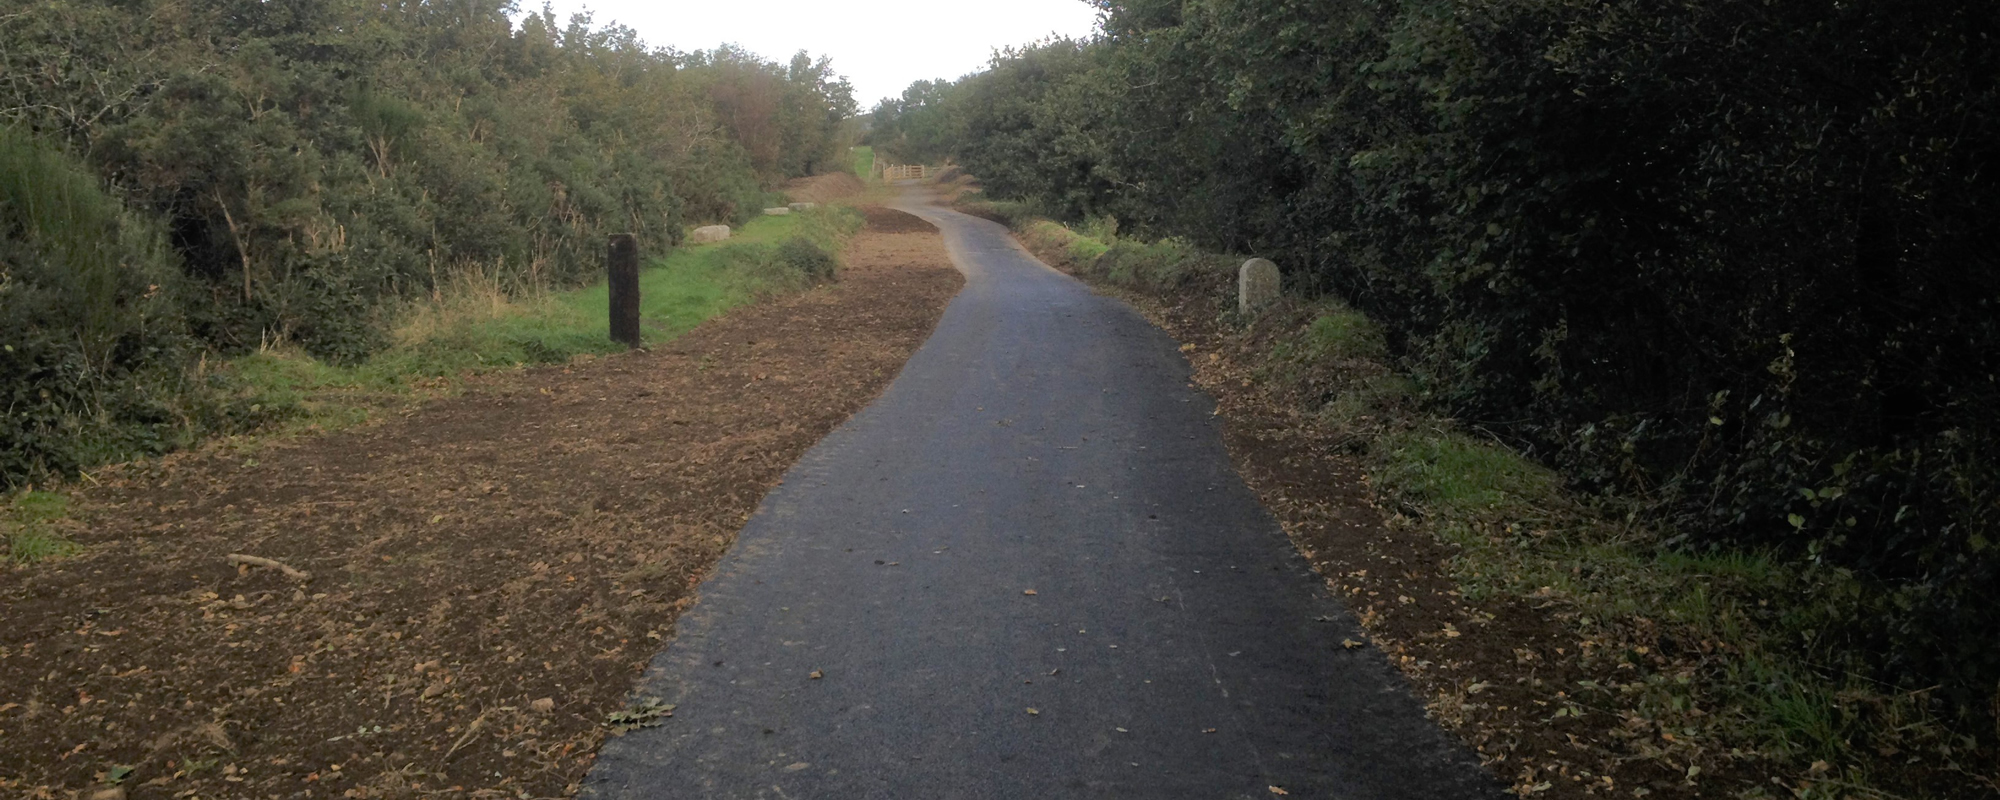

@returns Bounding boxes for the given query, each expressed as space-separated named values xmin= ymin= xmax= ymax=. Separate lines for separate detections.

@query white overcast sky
xmin=516 ymin=0 xmax=1103 ymax=107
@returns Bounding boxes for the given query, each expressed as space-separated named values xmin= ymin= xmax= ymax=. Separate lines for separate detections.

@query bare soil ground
xmin=0 ymin=207 xmax=961 ymax=800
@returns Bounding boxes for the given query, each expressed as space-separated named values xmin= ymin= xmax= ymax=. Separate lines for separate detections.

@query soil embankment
xmin=782 ymin=172 xmax=865 ymax=204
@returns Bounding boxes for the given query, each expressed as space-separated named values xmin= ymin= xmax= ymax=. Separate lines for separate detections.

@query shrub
xmin=776 ymin=236 xmax=836 ymax=281
xmin=0 ymin=127 xmax=204 ymax=486
xmin=0 ymin=1 xmax=863 ymax=485
xmin=1299 ymin=309 xmax=1387 ymax=364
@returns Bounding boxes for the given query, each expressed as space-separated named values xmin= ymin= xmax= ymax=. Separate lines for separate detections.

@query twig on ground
xmin=442 ymin=707 xmax=504 ymax=763
xmin=225 ymin=553 xmax=311 ymax=581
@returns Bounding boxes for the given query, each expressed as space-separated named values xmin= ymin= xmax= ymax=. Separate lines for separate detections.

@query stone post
xmin=1239 ymin=258 xmax=1280 ymax=316
xmin=608 ymin=234 xmax=640 ymax=348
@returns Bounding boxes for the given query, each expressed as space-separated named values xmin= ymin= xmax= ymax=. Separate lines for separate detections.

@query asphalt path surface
xmin=583 ymin=192 xmax=1498 ymax=799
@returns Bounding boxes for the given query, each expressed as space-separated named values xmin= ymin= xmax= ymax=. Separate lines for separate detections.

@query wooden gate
xmin=877 ymin=163 xmax=928 ymax=182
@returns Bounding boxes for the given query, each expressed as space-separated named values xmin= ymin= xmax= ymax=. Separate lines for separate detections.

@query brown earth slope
xmin=781 ymin=173 xmax=864 ymax=205
xmin=0 ymin=207 xmax=961 ymax=800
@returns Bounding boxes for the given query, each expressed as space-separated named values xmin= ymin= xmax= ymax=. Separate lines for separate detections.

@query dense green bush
xmin=886 ymin=1 xmax=2000 ymax=722
xmin=1 ymin=0 xmax=858 ymax=487
xmin=776 ymin=236 xmax=838 ymax=282
xmin=2 ymin=0 xmax=857 ymax=361
xmin=0 ymin=127 xmax=204 ymax=480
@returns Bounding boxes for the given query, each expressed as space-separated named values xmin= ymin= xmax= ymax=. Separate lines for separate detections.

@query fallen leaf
xmin=1341 ymin=639 xmax=1364 ymax=649
xmin=1022 ymin=589 xmax=1038 ymax=596
xmin=1025 ymin=708 xmax=1040 ymax=716
xmin=1269 ymin=786 xmax=1289 ymax=795
xmin=809 ymin=670 xmax=824 ymax=680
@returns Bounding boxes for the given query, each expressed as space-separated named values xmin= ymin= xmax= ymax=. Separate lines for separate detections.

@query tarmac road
xmin=581 ymin=191 xmax=1498 ymax=799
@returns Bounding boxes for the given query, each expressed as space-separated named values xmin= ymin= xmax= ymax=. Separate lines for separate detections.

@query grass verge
xmin=2 ymin=490 xmax=76 ymax=564
xmin=971 ymin=194 xmax=1993 ymax=799
xmin=852 ymin=145 xmax=875 ymax=181
xmin=221 ymin=205 xmax=863 ymax=436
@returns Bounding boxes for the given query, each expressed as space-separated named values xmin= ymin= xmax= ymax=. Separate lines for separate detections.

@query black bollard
xmin=607 ymin=233 xmax=640 ymax=348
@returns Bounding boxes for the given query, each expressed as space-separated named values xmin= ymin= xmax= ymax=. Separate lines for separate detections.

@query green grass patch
xmin=1300 ymin=309 xmax=1388 ymax=363
xmin=852 ymin=146 xmax=874 ymax=181
xmin=557 ymin=211 xmax=834 ymax=342
xmin=991 ymin=212 xmax=1235 ymax=296
xmin=4 ymin=490 xmax=78 ymax=564
xmin=219 ymin=206 xmax=864 ymax=436
xmin=1016 ymin=219 xmax=1106 ymax=269
xmin=1095 ymin=237 xmax=1233 ymax=294
xmin=1378 ymin=430 xmax=1563 ymax=516
xmin=1361 ymin=400 xmax=1962 ymax=792
xmin=1067 ymin=235 xmax=1110 ymax=265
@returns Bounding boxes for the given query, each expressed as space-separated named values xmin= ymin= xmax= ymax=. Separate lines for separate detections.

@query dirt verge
xmin=0 ymin=207 xmax=961 ymax=799
xmin=782 ymin=173 xmax=865 ymax=205
xmin=1006 ymin=222 xmax=1725 ymax=800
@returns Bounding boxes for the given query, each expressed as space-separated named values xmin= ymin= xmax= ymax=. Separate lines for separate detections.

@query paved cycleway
xmin=583 ymin=191 xmax=1498 ymax=799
